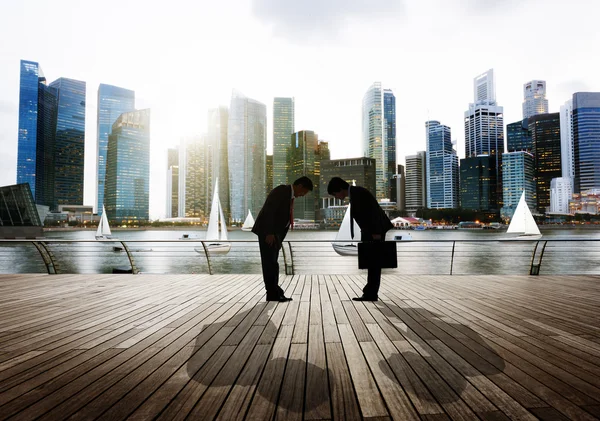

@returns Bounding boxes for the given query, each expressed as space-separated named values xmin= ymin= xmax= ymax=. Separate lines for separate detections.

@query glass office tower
xmin=48 ymin=78 xmax=86 ymax=208
xmin=97 ymin=84 xmax=135 ymax=214
xmin=104 ymin=109 xmax=151 ymax=222
xmin=16 ymin=60 xmax=42 ymax=197
xmin=573 ymin=93 xmax=600 ymax=194
xmin=273 ymin=97 xmax=295 ymax=188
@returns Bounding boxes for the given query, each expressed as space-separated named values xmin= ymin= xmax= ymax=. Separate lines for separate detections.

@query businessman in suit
xmin=253 ymin=176 xmax=313 ymax=301
xmin=327 ymin=177 xmax=393 ymax=301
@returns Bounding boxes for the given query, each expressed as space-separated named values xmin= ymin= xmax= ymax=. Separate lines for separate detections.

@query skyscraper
xmin=506 ymin=119 xmax=532 ymax=153
xmin=459 ymin=156 xmax=497 ymax=211
xmin=48 ymin=78 xmax=86 ymax=208
xmin=16 ymin=60 xmax=42 ymax=197
xmin=522 ymin=80 xmax=549 ymax=119
xmin=104 ymin=109 xmax=150 ymax=223
xmin=363 ymin=82 xmax=396 ymax=201
xmin=179 ymin=135 xmax=209 ymax=219
xmin=319 ymin=157 xmax=376 ymax=211
xmin=560 ymin=99 xmax=574 ymax=180
xmin=501 ymin=151 xmax=536 ymax=220
xmin=16 ymin=61 xmax=86 ymax=210
xmin=426 ymin=121 xmax=459 ymax=209
xmin=166 ymin=147 xmax=179 ymax=218
xmin=273 ymin=97 xmax=295 ymax=188
xmin=266 ymin=154 xmax=273 ymax=196
xmin=288 ymin=130 xmax=327 ymax=220
xmin=228 ymin=90 xmax=267 ymax=222
xmin=97 ymin=84 xmax=135 ymax=214
xmin=207 ymin=106 xmax=229 ymax=222
xmin=572 ymin=92 xmax=600 ymax=194
xmin=529 ymin=113 xmax=561 ymax=213
xmin=464 ymin=69 xmax=504 ymax=210
xmin=405 ymin=152 xmax=427 ymax=213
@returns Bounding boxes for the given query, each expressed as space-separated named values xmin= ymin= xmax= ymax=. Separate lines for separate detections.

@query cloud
xmin=252 ymin=0 xmax=404 ymax=43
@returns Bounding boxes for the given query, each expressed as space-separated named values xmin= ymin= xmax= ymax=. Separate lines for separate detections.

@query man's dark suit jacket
xmin=349 ymin=186 xmax=393 ymax=239
xmin=252 ymin=185 xmax=293 ymax=240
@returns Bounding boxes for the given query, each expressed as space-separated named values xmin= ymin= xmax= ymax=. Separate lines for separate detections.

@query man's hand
xmin=372 ymin=234 xmax=382 ymax=240
xmin=265 ymin=234 xmax=277 ymax=247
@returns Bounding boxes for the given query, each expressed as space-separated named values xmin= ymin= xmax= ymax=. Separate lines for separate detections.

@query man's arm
xmin=259 ymin=185 xmax=287 ymax=236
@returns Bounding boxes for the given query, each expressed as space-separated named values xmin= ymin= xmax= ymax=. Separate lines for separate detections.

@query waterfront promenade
xmin=0 ymin=273 xmax=599 ymax=420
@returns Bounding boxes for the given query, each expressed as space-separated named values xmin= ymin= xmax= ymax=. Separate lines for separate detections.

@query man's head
xmin=292 ymin=176 xmax=313 ymax=198
xmin=327 ymin=177 xmax=350 ymax=200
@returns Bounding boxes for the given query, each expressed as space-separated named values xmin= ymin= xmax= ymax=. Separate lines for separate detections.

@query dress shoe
xmin=352 ymin=296 xmax=378 ymax=302
xmin=266 ymin=296 xmax=292 ymax=302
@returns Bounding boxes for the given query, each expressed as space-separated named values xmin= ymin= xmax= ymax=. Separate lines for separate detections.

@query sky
xmin=0 ymin=0 xmax=598 ymax=219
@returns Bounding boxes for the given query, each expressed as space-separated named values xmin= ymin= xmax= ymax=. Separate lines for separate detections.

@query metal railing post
xmin=120 ymin=241 xmax=139 ymax=274
xmin=32 ymin=241 xmax=56 ymax=274
xmin=282 ymin=241 xmax=294 ymax=275
xmin=199 ymin=241 xmax=213 ymax=275
xmin=450 ymin=241 xmax=456 ymax=275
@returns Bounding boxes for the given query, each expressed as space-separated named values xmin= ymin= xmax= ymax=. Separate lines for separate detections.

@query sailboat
xmin=332 ymin=205 xmax=362 ymax=256
xmin=196 ymin=178 xmax=231 ymax=254
xmin=506 ymin=191 xmax=542 ymax=238
xmin=241 ymin=210 xmax=254 ymax=232
xmin=95 ymin=206 xmax=113 ymax=240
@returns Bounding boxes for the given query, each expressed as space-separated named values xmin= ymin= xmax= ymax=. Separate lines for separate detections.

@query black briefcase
xmin=358 ymin=241 xmax=397 ymax=269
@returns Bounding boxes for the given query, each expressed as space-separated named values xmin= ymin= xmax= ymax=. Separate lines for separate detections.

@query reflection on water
xmin=1 ymin=228 xmax=599 ymax=275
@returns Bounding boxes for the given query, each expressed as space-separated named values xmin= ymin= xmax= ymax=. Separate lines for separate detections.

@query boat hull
xmin=332 ymin=243 xmax=358 ymax=256
xmin=195 ymin=243 xmax=231 ymax=254
xmin=241 ymin=227 xmax=252 ymax=232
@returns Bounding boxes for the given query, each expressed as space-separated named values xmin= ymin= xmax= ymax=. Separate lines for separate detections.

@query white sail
xmin=241 ymin=210 xmax=254 ymax=231
xmin=507 ymin=191 xmax=541 ymax=236
xmin=96 ymin=206 xmax=112 ymax=238
xmin=206 ymin=178 xmax=221 ymax=241
xmin=335 ymin=205 xmax=361 ymax=242
xmin=219 ymin=202 xmax=228 ymax=241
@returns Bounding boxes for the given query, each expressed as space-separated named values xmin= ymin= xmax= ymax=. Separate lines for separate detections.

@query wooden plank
xmin=337 ymin=324 xmax=388 ymax=418
xmin=325 ymin=342 xmax=361 ymax=421
xmin=275 ymin=343 xmax=307 ymax=421
xmin=304 ymin=326 xmax=331 ymax=420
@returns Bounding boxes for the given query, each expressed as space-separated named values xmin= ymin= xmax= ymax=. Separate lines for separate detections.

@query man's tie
xmin=350 ymin=203 xmax=354 ymax=239
xmin=290 ymin=198 xmax=295 ymax=230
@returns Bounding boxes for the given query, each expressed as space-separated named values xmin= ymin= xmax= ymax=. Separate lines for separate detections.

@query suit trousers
xmin=361 ymin=232 xmax=383 ymax=298
xmin=258 ymin=235 xmax=285 ymax=298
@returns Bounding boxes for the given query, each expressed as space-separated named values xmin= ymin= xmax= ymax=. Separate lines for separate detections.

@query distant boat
xmin=95 ymin=206 xmax=113 ymax=240
xmin=507 ymin=191 xmax=541 ymax=238
xmin=195 ymin=178 xmax=231 ymax=254
xmin=457 ymin=221 xmax=483 ymax=230
xmin=332 ymin=205 xmax=362 ymax=256
xmin=241 ymin=210 xmax=254 ymax=232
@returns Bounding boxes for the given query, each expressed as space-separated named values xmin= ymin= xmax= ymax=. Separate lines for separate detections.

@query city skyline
xmin=1 ymin=0 xmax=598 ymax=219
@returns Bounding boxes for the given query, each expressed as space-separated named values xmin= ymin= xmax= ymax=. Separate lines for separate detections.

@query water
xmin=1 ymin=227 xmax=600 ymax=275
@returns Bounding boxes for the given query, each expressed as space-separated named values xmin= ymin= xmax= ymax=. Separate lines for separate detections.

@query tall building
xmin=523 ymin=80 xmax=549 ymax=119
xmin=560 ymin=99 xmax=574 ymax=180
xmin=288 ymin=131 xmax=329 ymax=220
xmin=464 ymin=69 xmax=504 ymax=210
xmin=506 ymin=119 xmax=532 ymax=153
xmin=393 ymin=164 xmax=406 ymax=211
xmin=48 ymin=78 xmax=86 ymax=208
xmin=0 ymin=183 xmax=43 ymax=239
xmin=459 ymin=156 xmax=497 ymax=211
xmin=166 ymin=147 xmax=179 ymax=218
xmin=573 ymin=92 xmax=600 ymax=194
xmin=104 ymin=109 xmax=150 ymax=223
xmin=501 ymin=151 xmax=536 ymax=220
xmin=266 ymin=154 xmax=273 ymax=196
xmin=228 ymin=90 xmax=267 ymax=222
xmin=426 ymin=121 xmax=459 ymax=209
xmin=362 ymin=82 xmax=396 ymax=201
xmin=179 ymin=135 xmax=209 ymax=219
xmin=35 ymin=82 xmax=58 ymax=208
xmin=273 ymin=97 xmax=295 ymax=188
xmin=319 ymin=157 xmax=376 ymax=210
xmin=383 ymin=90 xmax=397 ymax=197
xmin=529 ymin=113 xmax=561 ymax=213
xmin=207 ymin=106 xmax=230 ymax=222
xmin=16 ymin=60 xmax=42 ymax=197
xmin=96 ymin=84 xmax=135 ymax=214
xmin=405 ymin=151 xmax=427 ymax=213
xmin=550 ymin=177 xmax=573 ymax=214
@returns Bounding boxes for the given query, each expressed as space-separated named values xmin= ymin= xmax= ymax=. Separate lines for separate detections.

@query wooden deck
xmin=0 ymin=274 xmax=599 ymax=421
